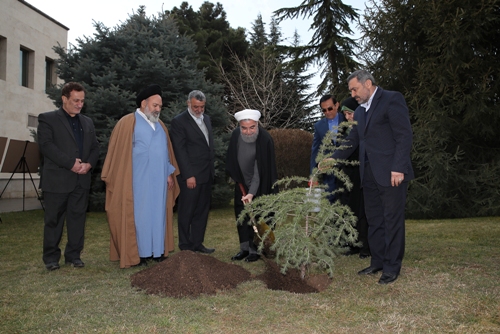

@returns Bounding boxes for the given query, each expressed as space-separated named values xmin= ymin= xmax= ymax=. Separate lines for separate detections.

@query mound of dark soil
xmin=130 ymin=251 xmax=332 ymax=298
xmin=256 ymin=258 xmax=332 ymax=293
xmin=130 ymin=250 xmax=251 ymax=298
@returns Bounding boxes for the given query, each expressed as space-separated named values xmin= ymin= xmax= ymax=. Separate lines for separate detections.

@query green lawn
xmin=0 ymin=208 xmax=499 ymax=333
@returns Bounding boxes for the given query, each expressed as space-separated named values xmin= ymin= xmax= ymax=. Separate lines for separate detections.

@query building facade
xmin=0 ymin=0 xmax=68 ymax=199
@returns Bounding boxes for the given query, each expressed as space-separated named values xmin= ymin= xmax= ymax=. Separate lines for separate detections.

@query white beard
xmin=241 ymin=128 xmax=259 ymax=143
xmin=144 ymin=105 xmax=160 ymax=123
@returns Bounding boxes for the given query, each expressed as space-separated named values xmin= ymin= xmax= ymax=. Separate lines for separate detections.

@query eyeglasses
xmin=321 ymin=106 xmax=335 ymax=113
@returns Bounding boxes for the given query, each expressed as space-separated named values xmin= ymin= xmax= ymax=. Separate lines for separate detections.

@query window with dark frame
xmin=0 ymin=36 xmax=6 ymax=81
xmin=19 ymin=47 xmax=29 ymax=87
xmin=45 ymin=57 xmax=55 ymax=92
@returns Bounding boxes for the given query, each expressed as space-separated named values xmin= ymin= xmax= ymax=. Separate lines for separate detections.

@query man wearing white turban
xmin=225 ymin=109 xmax=278 ymax=262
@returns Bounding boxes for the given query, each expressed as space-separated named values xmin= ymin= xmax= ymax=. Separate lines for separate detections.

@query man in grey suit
xmin=170 ymin=90 xmax=215 ymax=253
xmin=38 ymin=82 xmax=100 ymax=271
xmin=333 ymin=70 xmax=414 ymax=284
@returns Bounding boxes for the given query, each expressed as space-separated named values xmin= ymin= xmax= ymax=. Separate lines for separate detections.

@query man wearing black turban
xmin=102 ymin=84 xmax=180 ymax=268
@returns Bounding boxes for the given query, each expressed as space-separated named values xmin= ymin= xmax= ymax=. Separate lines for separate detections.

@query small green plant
xmin=239 ymin=123 xmax=360 ymax=279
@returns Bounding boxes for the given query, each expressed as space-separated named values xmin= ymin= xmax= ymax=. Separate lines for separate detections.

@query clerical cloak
xmin=102 ymin=112 xmax=180 ymax=268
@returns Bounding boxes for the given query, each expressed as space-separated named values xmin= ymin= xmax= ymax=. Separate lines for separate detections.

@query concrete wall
xmin=0 ymin=0 xmax=68 ymax=198
xmin=0 ymin=174 xmax=40 ymax=199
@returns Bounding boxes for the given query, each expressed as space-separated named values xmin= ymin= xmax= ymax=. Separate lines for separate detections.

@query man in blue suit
xmin=310 ymin=95 xmax=345 ymax=202
xmin=333 ymin=70 xmax=414 ymax=284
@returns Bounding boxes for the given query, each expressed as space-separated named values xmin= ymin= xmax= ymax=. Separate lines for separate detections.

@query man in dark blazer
xmin=333 ymin=70 xmax=414 ymax=284
xmin=38 ymin=82 xmax=100 ymax=271
xmin=170 ymin=90 xmax=215 ymax=253
xmin=310 ymin=94 xmax=346 ymax=202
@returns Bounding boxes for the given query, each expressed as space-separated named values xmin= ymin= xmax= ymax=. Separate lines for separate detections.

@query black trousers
xmin=177 ymin=179 xmax=212 ymax=250
xmin=233 ymin=184 xmax=257 ymax=252
xmin=42 ymin=185 xmax=89 ymax=264
xmin=363 ymin=162 xmax=407 ymax=274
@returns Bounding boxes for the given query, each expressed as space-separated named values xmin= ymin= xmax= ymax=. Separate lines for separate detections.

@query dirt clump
xmin=256 ymin=258 xmax=332 ymax=293
xmin=130 ymin=250 xmax=251 ymax=298
xmin=130 ymin=251 xmax=332 ymax=298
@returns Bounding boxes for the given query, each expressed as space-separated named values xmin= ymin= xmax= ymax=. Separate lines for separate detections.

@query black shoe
xmin=244 ymin=254 xmax=260 ymax=262
xmin=231 ymin=251 xmax=249 ymax=261
xmin=343 ymin=248 xmax=360 ymax=256
xmin=194 ymin=245 xmax=215 ymax=254
xmin=358 ymin=266 xmax=383 ymax=275
xmin=46 ymin=262 xmax=60 ymax=271
xmin=359 ymin=253 xmax=371 ymax=259
xmin=133 ymin=258 xmax=148 ymax=267
xmin=378 ymin=272 xmax=398 ymax=285
xmin=65 ymin=259 xmax=85 ymax=268
xmin=153 ymin=255 xmax=167 ymax=262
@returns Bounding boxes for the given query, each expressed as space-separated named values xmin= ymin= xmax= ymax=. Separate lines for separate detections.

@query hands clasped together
xmin=71 ymin=158 xmax=92 ymax=175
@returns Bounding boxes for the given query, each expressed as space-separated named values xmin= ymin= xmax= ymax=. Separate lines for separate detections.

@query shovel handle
xmin=238 ymin=183 xmax=247 ymax=196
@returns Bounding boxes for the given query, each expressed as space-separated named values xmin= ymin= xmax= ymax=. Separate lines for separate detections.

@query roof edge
xmin=18 ymin=0 xmax=70 ymax=31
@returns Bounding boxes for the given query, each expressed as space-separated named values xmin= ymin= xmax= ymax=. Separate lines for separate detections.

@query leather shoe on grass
xmin=231 ymin=251 xmax=249 ymax=261
xmin=378 ymin=272 xmax=398 ymax=285
xmin=46 ymin=262 xmax=60 ymax=271
xmin=153 ymin=255 xmax=167 ymax=262
xmin=195 ymin=245 xmax=215 ymax=254
xmin=358 ymin=266 xmax=382 ymax=275
xmin=65 ymin=259 xmax=85 ymax=268
xmin=244 ymin=254 xmax=260 ymax=262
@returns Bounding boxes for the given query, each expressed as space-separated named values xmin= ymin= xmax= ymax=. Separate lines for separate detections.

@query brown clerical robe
xmin=101 ymin=112 xmax=180 ymax=268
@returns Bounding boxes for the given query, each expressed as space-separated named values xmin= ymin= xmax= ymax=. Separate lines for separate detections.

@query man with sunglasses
xmin=310 ymin=94 xmax=346 ymax=202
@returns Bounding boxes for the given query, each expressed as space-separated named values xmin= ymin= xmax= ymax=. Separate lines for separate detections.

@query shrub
xmin=268 ymin=129 xmax=312 ymax=180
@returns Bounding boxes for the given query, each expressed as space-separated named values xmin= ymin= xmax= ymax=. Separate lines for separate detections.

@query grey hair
xmin=347 ymin=70 xmax=376 ymax=86
xmin=188 ymin=90 xmax=206 ymax=102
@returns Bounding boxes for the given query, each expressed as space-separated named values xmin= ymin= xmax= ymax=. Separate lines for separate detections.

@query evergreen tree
xmin=359 ymin=0 xmax=500 ymax=218
xmin=268 ymin=17 xmax=281 ymax=47
xmin=166 ymin=1 xmax=249 ymax=84
xmin=249 ymin=14 xmax=268 ymax=49
xmin=283 ymin=30 xmax=316 ymax=131
xmin=217 ymin=15 xmax=314 ymax=130
xmin=50 ymin=6 xmax=231 ymax=210
xmin=358 ymin=0 xmax=423 ymax=95
xmin=273 ymin=0 xmax=360 ymax=97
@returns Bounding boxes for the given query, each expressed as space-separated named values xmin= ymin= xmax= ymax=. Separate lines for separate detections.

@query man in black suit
xmin=38 ymin=82 xmax=100 ymax=271
xmin=333 ymin=70 xmax=414 ymax=284
xmin=170 ymin=90 xmax=215 ymax=253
